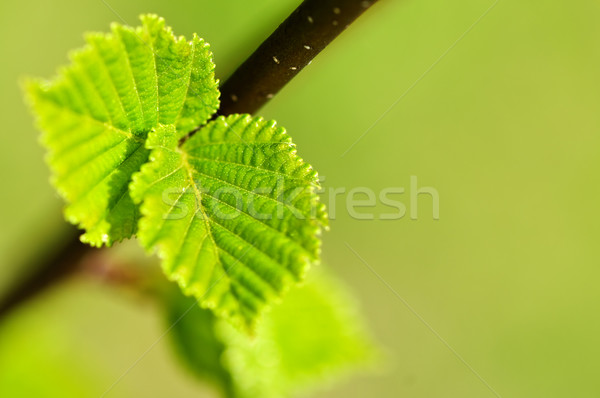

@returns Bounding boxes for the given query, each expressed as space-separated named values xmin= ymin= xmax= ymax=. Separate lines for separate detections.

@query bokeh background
xmin=1 ymin=0 xmax=600 ymax=396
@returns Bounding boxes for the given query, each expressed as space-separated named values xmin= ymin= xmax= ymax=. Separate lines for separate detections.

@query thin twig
xmin=0 ymin=227 xmax=88 ymax=319
xmin=217 ymin=0 xmax=379 ymax=116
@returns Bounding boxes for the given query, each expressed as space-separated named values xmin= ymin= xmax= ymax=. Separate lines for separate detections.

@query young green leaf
xmin=164 ymin=270 xmax=376 ymax=398
xmin=130 ymin=115 xmax=327 ymax=328
xmin=164 ymin=290 xmax=235 ymax=398
xmin=217 ymin=270 xmax=377 ymax=398
xmin=26 ymin=15 xmax=219 ymax=246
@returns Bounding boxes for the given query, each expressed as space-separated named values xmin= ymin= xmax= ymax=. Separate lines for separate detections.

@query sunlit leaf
xmin=27 ymin=14 xmax=219 ymax=246
xmin=131 ymin=115 xmax=327 ymax=328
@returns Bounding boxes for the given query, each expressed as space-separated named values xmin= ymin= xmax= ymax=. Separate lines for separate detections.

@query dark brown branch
xmin=0 ymin=0 xmax=380 ymax=320
xmin=218 ymin=0 xmax=379 ymax=116
xmin=0 ymin=226 xmax=88 ymax=319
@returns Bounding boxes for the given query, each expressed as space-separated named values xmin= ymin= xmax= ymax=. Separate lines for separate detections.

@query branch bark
xmin=0 ymin=227 xmax=89 ymax=319
xmin=217 ymin=0 xmax=379 ymax=116
xmin=0 ymin=0 xmax=380 ymax=319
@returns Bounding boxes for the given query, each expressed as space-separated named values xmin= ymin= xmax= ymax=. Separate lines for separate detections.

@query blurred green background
xmin=1 ymin=0 xmax=600 ymax=396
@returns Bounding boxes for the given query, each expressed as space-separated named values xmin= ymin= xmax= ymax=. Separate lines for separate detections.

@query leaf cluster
xmin=27 ymin=15 xmax=327 ymax=328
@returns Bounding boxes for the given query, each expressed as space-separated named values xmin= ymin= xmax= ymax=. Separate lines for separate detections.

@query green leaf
xmin=164 ymin=270 xmax=376 ymax=398
xmin=165 ymin=289 xmax=235 ymax=398
xmin=26 ymin=14 xmax=219 ymax=246
xmin=217 ymin=270 xmax=377 ymax=397
xmin=130 ymin=115 xmax=327 ymax=328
